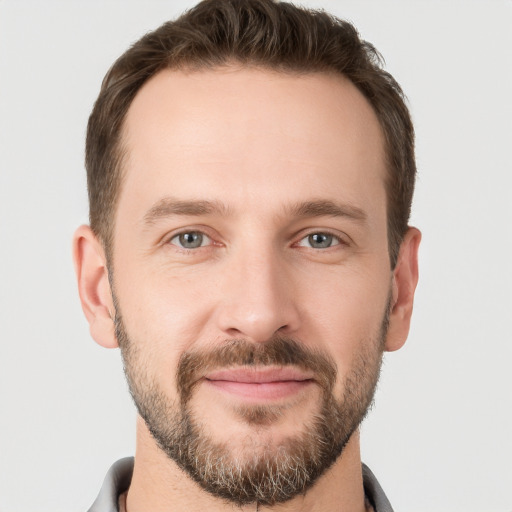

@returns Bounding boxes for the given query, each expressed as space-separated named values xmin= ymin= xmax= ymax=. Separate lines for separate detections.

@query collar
xmin=88 ymin=458 xmax=394 ymax=512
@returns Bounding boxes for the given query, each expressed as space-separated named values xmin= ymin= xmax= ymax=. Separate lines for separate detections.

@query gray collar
xmin=88 ymin=457 xmax=133 ymax=512
xmin=362 ymin=463 xmax=394 ymax=512
xmin=88 ymin=458 xmax=393 ymax=512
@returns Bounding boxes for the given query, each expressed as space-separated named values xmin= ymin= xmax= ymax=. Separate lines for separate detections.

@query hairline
xmin=102 ymin=62 xmax=396 ymax=267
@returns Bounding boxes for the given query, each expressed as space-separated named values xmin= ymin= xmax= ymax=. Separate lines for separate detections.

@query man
xmin=73 ymin=0 xmax=420 ymax=510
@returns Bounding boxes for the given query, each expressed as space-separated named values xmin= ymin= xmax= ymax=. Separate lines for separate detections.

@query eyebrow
xmin=287 ymin=200 xmax=368 ymax=222
xmin=143 ymin=197 xmax=232 ymax=224
xmin=143 ymin=197 xmax=367 ymax=224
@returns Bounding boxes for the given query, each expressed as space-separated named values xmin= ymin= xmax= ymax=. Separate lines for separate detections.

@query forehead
xmin=118 ymin=66 xmax=386 ymax=224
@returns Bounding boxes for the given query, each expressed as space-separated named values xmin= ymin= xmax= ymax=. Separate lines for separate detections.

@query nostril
xmin=226 ymin=327 xmax=243 ymax=337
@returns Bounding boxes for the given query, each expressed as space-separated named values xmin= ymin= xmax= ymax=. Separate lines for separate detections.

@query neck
xmin=126 ymin=416 xmax=367 ymax=512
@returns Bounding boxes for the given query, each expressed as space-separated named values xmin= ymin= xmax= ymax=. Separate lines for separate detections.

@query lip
xmin=203 ymin=367 xmax=315 ymax=401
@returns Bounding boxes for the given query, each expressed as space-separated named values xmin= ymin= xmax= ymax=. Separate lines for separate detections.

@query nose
xmin=215 ymin=245 xmax=301 ymax=343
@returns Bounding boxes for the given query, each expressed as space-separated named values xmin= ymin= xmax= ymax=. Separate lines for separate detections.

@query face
xmin=111 ymin=67 xmax=393 ymax=504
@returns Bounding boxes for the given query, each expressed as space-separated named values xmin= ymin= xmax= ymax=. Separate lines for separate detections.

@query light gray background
xmin=1 ymin=1 xmax=511 ymax=511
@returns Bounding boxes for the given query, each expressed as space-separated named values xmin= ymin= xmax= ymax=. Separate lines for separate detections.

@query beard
xmin=115 ymin=301 xmax=389 ymax=506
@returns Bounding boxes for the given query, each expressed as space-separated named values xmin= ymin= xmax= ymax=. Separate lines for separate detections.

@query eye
xmin=169 ymin=231 xmax=211 ymax=249
xmin=297 ymin=232 xmax=341 ymax=249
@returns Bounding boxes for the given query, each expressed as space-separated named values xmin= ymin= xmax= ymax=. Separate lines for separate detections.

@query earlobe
xmin=385 ymin=227 xmax=421 ymax=352
xmin=72 ymin=225 xmax=118 ymax=349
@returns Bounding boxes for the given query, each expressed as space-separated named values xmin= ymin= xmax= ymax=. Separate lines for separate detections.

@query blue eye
xmin=298 ymin=233 xmax=340 ymax=249
xmin=170 ymin=231 xmax=210 ymax=249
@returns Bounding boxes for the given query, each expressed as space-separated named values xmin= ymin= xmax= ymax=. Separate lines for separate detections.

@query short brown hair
xmin=86 ymin=0 xmax=415 ymax=267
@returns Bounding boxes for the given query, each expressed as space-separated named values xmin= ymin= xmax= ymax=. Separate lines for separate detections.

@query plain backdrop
xmin=0 ymin=1 xmax=511 ymax=511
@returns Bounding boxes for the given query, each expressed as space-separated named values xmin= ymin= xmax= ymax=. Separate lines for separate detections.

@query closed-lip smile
xmin=203 ymin=367 xmax=315 ymax=401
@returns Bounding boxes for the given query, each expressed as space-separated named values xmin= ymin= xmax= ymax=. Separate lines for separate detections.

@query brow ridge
xmin=143 ymin=197 xmax=231 ymax=224
xmin=143 ymin=197 xmax=367 ymax=224
xmin=288 ymin=199 xmax=367 ymax=222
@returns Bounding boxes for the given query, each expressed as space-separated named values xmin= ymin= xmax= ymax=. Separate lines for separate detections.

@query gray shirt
xmin=88 ymin=457 xmax=394 ymax=512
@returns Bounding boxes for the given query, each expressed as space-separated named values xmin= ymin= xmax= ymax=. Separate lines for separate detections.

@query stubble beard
xmin=115 ymin=304 xmax=388 ymax=507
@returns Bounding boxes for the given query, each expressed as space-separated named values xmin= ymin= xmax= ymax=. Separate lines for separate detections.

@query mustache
xmin=176 ymin=336 xmax=338 ymax=403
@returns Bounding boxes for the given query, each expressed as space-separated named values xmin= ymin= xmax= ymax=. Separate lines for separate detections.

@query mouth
xmin=203 ymin=367 xmax=315 ymax=401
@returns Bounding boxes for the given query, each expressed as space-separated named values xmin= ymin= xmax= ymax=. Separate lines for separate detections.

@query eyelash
xmin=167 ymin=229 xmax=347 ymax=251
xmin=168 ymin=231 xmax=213 ymax=250
xmin=295 ymin=231 xmax=345 ymax=249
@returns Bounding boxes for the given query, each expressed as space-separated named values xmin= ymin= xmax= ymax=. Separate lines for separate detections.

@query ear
xmin=72 ymin=225 xmax=118 ymax=349
xmin=385 ymin=227 xmax=421 ymax=352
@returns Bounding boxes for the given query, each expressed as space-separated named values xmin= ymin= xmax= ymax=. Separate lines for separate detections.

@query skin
xmin=74 ymin=66 xmax=420 ymax=512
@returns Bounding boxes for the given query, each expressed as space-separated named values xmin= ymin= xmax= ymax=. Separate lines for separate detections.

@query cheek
xmin=117 ymin=256 xmax=212 ymax=330
xmin=114 ymin=266 xmax=217 ymax=390
xmin=298 ymin=266 xmax=390 ymax=377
